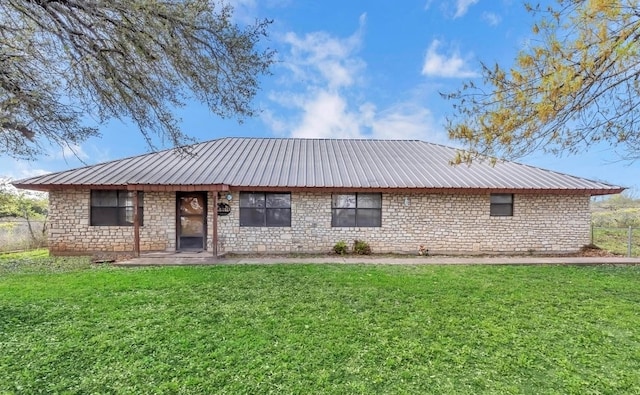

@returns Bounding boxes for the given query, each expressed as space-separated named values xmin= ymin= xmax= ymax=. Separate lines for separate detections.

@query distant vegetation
xmin=591 ymin=193 xmax=640 ymax=228
xmin=591 ymin=193 xmax=640 ymax=256
xmin=0 ymin=178 xmax=48 ymax=251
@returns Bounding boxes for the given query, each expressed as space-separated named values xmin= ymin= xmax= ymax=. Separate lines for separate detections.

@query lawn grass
xmin=0 ymin=248 xmax=92 ymax=275
xmin=592 ymin=227 xmax=640 ymax=257
xmin=1 ymin=262 xmax=639 ymax=394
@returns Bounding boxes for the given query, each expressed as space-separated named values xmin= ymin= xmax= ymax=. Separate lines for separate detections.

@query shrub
xmin=353 ymin=239 xmax=372 ymax=255
xmin=333 ymin=240 xmax=348 ymax=255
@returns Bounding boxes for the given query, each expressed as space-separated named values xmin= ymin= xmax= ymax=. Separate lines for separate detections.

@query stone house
xmin=13 ymin=138 xmax=623 ymax=256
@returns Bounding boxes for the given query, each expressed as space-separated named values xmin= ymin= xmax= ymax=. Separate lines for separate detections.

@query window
xmin=239 ymin=192 xmax=291 ymax=227
xmin=332 ymin=193 xmax=382 ymax=227
xmin=490 ymin=193 xmax=513 ymax=216
xmin=90 ymin=190 xmax=144 ymax=226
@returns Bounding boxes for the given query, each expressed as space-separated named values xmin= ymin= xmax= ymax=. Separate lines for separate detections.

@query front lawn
xmin=1 ymin=263 xmax=639 ymax=394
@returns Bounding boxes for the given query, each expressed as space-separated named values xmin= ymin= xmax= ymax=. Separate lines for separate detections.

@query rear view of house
xmin=13 ymin=138 xmax=623 ymax=256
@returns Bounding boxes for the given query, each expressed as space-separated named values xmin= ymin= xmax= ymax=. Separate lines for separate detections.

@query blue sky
xmin=2 ymin=0 xmax=638 ymax=193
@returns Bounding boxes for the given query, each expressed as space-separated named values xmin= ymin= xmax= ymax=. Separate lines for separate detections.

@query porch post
xmin=212 ymin=192 xmax=218 ymax=258
xmin=133 ymin=191 xmax=140 ymax=257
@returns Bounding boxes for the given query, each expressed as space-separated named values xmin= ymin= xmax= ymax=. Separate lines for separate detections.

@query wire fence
xmin=0 ymin=220 xmax=48 ymax=252
xmin=591 ymin=226 xmax=640 ymax=257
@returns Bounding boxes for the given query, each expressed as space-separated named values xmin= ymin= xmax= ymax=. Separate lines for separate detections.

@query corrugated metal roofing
xmin=13 ymin=138 xmax=624 ymax=194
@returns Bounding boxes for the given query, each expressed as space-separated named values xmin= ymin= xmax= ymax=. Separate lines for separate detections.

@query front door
xmin=177 ymin=192 xmax=207 ymax=251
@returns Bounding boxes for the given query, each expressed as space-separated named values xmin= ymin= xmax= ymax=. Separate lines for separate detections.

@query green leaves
xmin=0 ymin=0 xmax=274 ymax=158
xmin=444 ymin=0 xmax=640 ymax=162
xmin=0 ymin=180 xmax=47 ymax=220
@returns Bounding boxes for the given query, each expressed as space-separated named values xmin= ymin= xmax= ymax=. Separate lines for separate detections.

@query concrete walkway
xmin=115 ymin=252 xmax=640 ymax=266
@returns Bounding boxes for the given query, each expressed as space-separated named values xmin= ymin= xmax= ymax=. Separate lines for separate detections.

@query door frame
xmin=176 ymin=192 xmax=208 ymax=251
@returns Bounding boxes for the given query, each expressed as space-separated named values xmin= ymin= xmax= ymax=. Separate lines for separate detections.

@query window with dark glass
xmin=239 ymin=192 xmax=291 ymax=227
xmin=332 ymin=193 xmax=382 ymax=227
xmin=90 ymin=190 xmax=144 ymax=226
xmin=490 ymin=193 xmax=513 ymax=216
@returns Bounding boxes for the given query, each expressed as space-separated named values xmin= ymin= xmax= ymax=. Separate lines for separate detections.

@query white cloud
xmin=0 ymin=158 xmax=51 ymax=180
xmin=290 ymin=90 xmax=362 ymax=138
xmin=263 ymin=14 xmax=444 ymax=143
xmin=50 ymin=143 xmax=89 ymax=163
xmin=17 ymin=167 xmax=50 ymax=178
xmin=370 ymin=104 xmax=440 ymax=141
xmin=454 ymin=0 xmax=479 ymax=18
xmin=281 ymin=13 xmax=366 ymax=89
xmin=261 ymin=109 xmax=288 ymax=135
xmin=482 ymin=11 xmax=502 ymax=26
xmin=421 ymin=39 xmax=478 ymax=78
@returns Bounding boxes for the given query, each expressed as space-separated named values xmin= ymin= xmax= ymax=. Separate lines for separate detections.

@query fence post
xmin=628 ymin=226 xmax=633 ymax=257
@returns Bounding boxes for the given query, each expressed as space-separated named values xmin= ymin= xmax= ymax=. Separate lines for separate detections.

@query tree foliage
xmin=0 ymin=178 xmax=48 ymax=249
xmin=444 ymin=0 xmax=640 ymax=163
xmin=0 ymin=0 xmax=274 ymax=159
xmin=0 ymin=178 xmax=48 ymax=219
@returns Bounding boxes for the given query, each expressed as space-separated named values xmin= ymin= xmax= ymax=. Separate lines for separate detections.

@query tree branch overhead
xmin=443 ymin=0 xmax=640 ymax=163
xmin=0 ymin=0 xmax=274 ymax=159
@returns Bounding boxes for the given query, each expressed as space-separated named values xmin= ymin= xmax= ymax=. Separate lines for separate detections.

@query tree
xmin=443 ymin=0 xmax=640 ymax=164
xmin=1 ymin=0 xmax=273 ymax=159
xmin=0 ymin=178 xmax=48 ymax=246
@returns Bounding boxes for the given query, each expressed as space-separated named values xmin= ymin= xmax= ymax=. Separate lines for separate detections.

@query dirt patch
xmin=572 ymin=244 xmax=623 ymax=257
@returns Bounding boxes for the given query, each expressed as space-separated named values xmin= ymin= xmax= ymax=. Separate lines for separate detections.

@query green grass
xmin=592 ymin=227 xmax=640 ymax=256
xmin=1 ymin=262 xmax=640 ymax=394
xmin=0 ymin=248 xmax=92 ymax=275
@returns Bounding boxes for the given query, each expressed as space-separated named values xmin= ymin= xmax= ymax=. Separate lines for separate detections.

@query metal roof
xmin=13 ymin=138 xmax=624 ymax=195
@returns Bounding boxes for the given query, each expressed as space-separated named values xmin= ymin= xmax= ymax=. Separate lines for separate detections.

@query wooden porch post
xmin=212 ymin=192 xmax=218 ymax=258
xmin=133 ymin=191 xmax=140 ymax=257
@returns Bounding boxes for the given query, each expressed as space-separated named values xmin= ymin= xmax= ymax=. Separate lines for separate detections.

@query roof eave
xmin=12 ymin=182 xmax=624 ymax=196
xmin=11 ymin=183 xmax=231 ymax=192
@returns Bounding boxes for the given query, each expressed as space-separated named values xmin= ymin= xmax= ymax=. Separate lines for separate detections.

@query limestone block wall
xmin=217 ymin=191 xmax=591 ymax=254
xmin=48 ymin=189 xmax=175 ymax=254
xmin=48 ymin=189 xmax=591 ymax=255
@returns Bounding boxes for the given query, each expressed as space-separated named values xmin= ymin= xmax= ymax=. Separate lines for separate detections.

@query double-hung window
xmin=239 ymin=192 xmax=291 ymax=227
xmin=90 ymin=190 xmax=144 ymax=226
xmin=331 ymin=193 xmax=382 ymax=227
xmin=490 ymin=193 xmax=513 ymax=216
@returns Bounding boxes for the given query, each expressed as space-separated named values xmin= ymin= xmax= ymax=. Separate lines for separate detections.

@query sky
xmin=1 ymin=0 xmax=638 ymax=194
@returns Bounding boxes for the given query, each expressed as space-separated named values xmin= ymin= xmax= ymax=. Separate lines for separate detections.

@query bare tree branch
xmin=0 ymin=0 xmax=274 ymax=159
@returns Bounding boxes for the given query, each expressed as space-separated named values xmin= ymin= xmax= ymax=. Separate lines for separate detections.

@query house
xmin=13 ymin=138 xmax=624 ymax=256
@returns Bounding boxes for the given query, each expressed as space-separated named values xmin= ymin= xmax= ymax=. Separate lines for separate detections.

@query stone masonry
xmin=217 ymin=191 xmax=591 ymax=254
xmin=48 ymin=189 xmax=175 ymax=254
xmin=48 ymin=189 xmax=591 ymax=255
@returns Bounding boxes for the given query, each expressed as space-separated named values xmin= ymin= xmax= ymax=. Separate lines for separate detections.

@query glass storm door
xmin=177 ymin=192 xmax=207 ymax=250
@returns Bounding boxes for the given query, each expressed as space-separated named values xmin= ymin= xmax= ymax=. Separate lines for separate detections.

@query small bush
xmin=333 ymin=240 xmax=348 ymax=255
xmin=353 ymin=239 xmax=372 ymax=255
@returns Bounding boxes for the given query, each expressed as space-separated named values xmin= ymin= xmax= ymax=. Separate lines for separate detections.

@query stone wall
xmin=48 ymin=189 xmax=175 ymax=254
xmin=217 ymin=191 xmax=591 ymax=254
xmin=48 ymin=189 xmax=591 ymax=255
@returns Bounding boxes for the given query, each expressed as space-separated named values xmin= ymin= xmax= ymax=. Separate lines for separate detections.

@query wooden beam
xmin=212 ymin=193 xmax=218 ymax=259
xmin=133 ymin=191 xmax=140 ymax=257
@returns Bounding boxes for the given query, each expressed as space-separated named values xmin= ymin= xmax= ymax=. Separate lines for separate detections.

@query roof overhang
xmin=225 ymin=186 xmax=623 ymax=196
xmin=11 ymin=183 xmax=231 ymax=192
xmin=12 ymin=183 xmax=624 ymax=196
